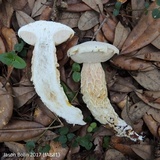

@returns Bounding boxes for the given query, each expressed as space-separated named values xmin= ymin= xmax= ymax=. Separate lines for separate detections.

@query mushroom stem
xmin=81 ymin=63 xmax=142 ymax=141
xmin=18 ymin=21 xmax=85 ymax=125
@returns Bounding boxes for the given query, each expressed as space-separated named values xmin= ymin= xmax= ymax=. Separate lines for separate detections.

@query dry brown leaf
xmin=78 ymin=10 xmax=99 ymax=31
xmin=152 ymin=35 xmax=160 ymax=49
xmin=0 ymin=120 xmax=44 ymax=142
xmin=131 ymin=0 xmax=145 ymax=24
xmin=16 ymin=11 xmax=35 ymax=27
xmin=110 ymin=136 xmax=137 ymax=157
xmin=128 ymin=101 xmax=150 ymax=122
xmin=1 ymin=27 xmax=18 ymax=51
xmin=59 ymin=12 xmax=80 ymax=28
xmin=0 ymin=36 xmax=6 ymax=54
xmin=0 ymin=79 xmax=13 ymax=129
xmin=94 ymin=24 xmax=107 ymax=42
xmin=113 ymin=22 xmax=130 ymax=49
xmin=48 ymin=141 xmax=69 ymax=160
xmin=143 ymin=113 xmax=159 ymax=137
xmin=111 ymin=55 xmax=155 ymax=71
xmin=131 ymin=69 xmax=160 ymax=91
xmin=131 ymin=144 xmax=154 ymax=160
xmin=13 ymin=86 xmax=36 ymax=108
xmin=39 ymin=6 xmax=52 ymax=20
xmin=134 ymin=45 xmax=160 ymax=61
xmin=10 ymin=0 xmax=27 ymax=10
xmin=105 ymin=149 xmax=126 ymax=160
xmin=0 ymin=1 xmax=14 ymax=27
xmin=34 ymin=107 xmax=53 ymax=126
xmin=147 ymin=108 xmax=160 ymax=123
xmin=82 ymin=0 xmax=103 ymax=13
xmin=135 ymin=90 xmax=160 ymax=109
xmin=121 ymin=1 xmax=160 ymax=54
xmin=31 ymin=0 xmax=47 ymax=18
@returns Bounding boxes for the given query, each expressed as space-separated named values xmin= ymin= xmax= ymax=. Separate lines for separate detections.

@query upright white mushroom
xmin=67 ymin=41 xmax=143 ymax=141
xmin=18 ymin=20 xmax=85 ymax=125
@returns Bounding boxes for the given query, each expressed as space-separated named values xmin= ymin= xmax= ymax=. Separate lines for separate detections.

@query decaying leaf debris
xmin=0 ymin=0 xmax=160 ymax=159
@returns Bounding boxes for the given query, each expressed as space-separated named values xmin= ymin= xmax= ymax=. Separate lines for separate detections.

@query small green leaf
xmin=144 ymin=2 xmax=150 ymax=9
xmin=102 ymin=136 xmax=110 ymax=149
xmin=59 ymin=127 xmax=69 ymax=135
xmin=115 ymin=1 xmax=122 ymax=10
xmin=67 ymin=133 xmax=75 ymax=141
xmin=14 ymin=41 xmax=25 ymax=52
xmin=72 ymin=62 xmax=81 ymax=72
xmin=12 ymin=54 xmax=26 ymax=69
xmin=87 ymin=126 xmax=93 ymax=132
xmin=25 ymin=141 xmax=35 ymax=152
xmin=72 ymin=71 xmax=81 ymax=82
xmin=90 ymin=122 xmax=97 ymax=129
xmin=152 ymin=8 xmax=160 ymax=19
xmin=113 ymin=9 xmax=119 ymax=16
xmin=156 ymin=0 xmax=160 ymax=6
xmin=39 ymin=144 xmax=51 ymax=153
xmin=61 ymin=81 xmax=76 ymax=102
xmin=58 ymin=135 xmax=68 ymax=144
xmin=0 ymin=52 xmax=26 ymax=69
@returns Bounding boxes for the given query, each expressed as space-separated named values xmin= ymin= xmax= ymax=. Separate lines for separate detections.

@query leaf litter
xmin=0 ymin=0 xmax=160 ymax=159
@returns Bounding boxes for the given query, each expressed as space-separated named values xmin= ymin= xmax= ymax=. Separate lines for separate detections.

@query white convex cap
xmin=67 ymin=41 xmax=119 ymax=63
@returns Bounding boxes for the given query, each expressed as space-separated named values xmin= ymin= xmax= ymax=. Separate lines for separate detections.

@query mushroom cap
xmin=18 ymin=20 xmax=74 ymax=46
xmin=67 ymin=41 xmax=119 ymax=63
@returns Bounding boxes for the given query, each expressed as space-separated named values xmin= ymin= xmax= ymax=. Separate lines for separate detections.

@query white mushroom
xmin=67 ymin=41 xmax=143 ymax=141
xmin=18 ymin=20 xmax=85 ymax=125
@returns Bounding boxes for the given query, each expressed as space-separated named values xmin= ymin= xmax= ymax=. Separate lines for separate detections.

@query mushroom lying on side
xmin=18 ymin=20 xmax=85 ymax=125
xmin=67 ymin=41 xmax=143 ymax=141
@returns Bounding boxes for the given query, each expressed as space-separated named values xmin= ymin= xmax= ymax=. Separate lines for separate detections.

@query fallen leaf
xmin=0 ymin=1 xmax=14 ymax=27
xmin=0 ymin=120 xmax=44 ymax=142
xmin=134 ymin=45 xmax=160 ymax=61
xmin=135 ymin=90 xmax=160 ymax=109
xmin=130 ymin=69 xmax=160 ymax=91
xmin=16 ymin=11 xmax=35 ymax=27
xmin=152 ymin=35 xmax=160 ymax=49
xmin=48 ymin=141 xmax=68 ymax=160
xmin=131 ymin=0 xmax=145 ymax=24
xmin=121 ymin=1 xmax=160 ymax=54
xmin=34 ymin=107 xmax=53 ymax=126
xmin=78 ymin=10 xmax=99 ymax=31
xmin=131 ymin=144 xmax=154 ymax=160
xmin=39 ymin=6 xmax=52 ymax=20
xmin=111 ymin=55 xmax=155 ymax=71
xmin=1 ymin=27 xmax=18 ymax=51
xmin=59 ymin=12 xmax=80 ymax=28
xmin=143 ymin=113 xmax=159 ymax=137
xmin=0 ymin=78 xmax=13 ymax=129
xmin=82 ymin=0 xmax=103 ymax=13
xmin=113 ymin=22 xmax=130 ymax=49
xmin=128 ymin=101 xmax=150 ymax=122
xmin=105 ymin=149 xmax=126 ymax=160
xmin=0 ymin=36 xmax=6 ymax=54
xmin=31 ymin=0 xmax=47 ymax=17
xmin=10 ymin=0 xmax=27 ymax=10
xmin=12 ymin=86 xmax=36 ymax=108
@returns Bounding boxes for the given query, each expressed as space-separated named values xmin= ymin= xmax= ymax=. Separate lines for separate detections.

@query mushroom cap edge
xmin=18 ymin=20 xmax=74 ymax=46
xmin=67 ymin=41 xmax=119 ymax=63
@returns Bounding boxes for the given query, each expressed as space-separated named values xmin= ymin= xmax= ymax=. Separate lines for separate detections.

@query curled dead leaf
xmin=143 ymin=113 xmax=159 ymax=138
xmin=0 ymin=36 xmax=6 ymax=54
xmin=121 ymin=1 xmax=160 ymax=54
xmin=1 ymin=27 xmax=18 ymax=51
xmin=131 ymin=69 xmax=160 ymax=91
xmin=111 ymin=55 xmax=155 ymax=71
xmin=0 ymin=78 xmax=13 ymax=129
xmin=0 ymin=120 xmax=44 ymax=142
xmin=78 ymin=10 xmax=99 ymax=31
